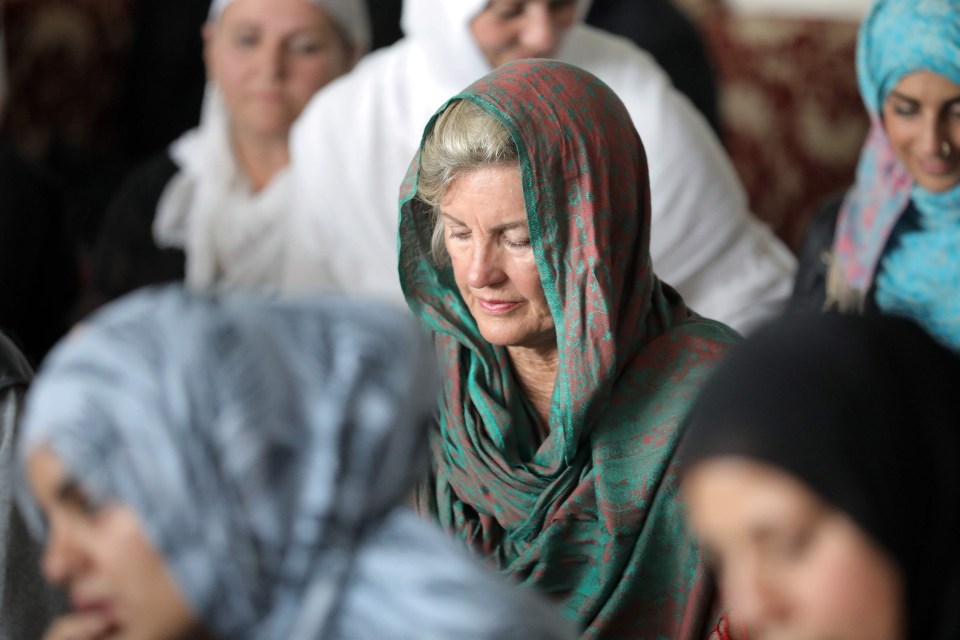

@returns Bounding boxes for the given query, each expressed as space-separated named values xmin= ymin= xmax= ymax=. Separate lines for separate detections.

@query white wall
xmin=725 ymin=0 xmax=872 ymax=21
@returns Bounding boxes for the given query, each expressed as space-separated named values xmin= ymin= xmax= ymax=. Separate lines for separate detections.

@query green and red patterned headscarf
xmin=398 ymin=59 xmax=738 ymax=639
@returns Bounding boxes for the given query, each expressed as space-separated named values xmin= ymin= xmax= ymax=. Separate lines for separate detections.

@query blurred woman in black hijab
xmin=682 ymin=313 xmax=960 ymax=640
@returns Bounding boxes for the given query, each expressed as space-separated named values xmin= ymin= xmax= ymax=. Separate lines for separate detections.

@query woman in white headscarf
xmin=282 ymin=0 xmax=797 ymax=334
xmin=86 ymin=0 xmax=368 ymax=307
xmin=17 ymin=286 xmax=578 ymax=640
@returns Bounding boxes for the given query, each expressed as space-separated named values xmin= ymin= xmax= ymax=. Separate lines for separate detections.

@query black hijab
xmin=681 ymin=312 xmax=960 ymax=640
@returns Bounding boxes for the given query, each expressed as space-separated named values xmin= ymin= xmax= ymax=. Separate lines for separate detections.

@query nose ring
xmin=939 ymin=140 xmax=952 ymax=159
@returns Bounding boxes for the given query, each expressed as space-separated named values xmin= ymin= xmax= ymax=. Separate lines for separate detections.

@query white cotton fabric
xmin=154 ymin=88 xmax=293 ymax=293
xmin=153 ymin=0 xmax=370 ymax=295
xmin=284 ymin=0 xmax=797 ymax=333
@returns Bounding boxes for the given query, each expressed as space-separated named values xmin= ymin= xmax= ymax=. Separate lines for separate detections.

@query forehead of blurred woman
xmin=857 ymin=0 xmax=960 ymax=114
xmin=207 ymin=0 xmax=370 ymax=54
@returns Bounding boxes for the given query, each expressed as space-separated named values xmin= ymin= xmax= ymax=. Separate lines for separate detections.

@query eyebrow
xmin=888 ymin=90 xmax=960 ymax=106
xmin=440 ymin=214 xmax=528 ymax=233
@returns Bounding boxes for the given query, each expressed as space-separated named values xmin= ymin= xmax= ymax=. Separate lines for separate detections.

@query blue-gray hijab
xmin=17 ymin=286 xmax=576 ymax=640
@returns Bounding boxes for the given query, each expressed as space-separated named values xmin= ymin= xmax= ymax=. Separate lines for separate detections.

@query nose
xmin=467 ymin=240 xmax=507 ymax=290
xmin=520 ymin=4 xmax=561 ymax=55
xmin=42 ymin=521 xmax=80 ymax=587
xmin=918 ymin=115 xmax=949 ymax=158
xmin=259 ymin=39 xmax=286 ymax=81
xmin=721 ymin=558 xmax=783 ymax=635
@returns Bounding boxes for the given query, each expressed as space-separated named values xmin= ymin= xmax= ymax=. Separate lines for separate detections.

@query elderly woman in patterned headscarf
xmin=86 ymin=0 xmax=368 ymax=307
xmin=399 ymin=59 xmax=740 ymax=639
xmin=793 ymin=0 xmax=960 ymax=351
xmin=17 ymin=286 xmax=577 ymax=640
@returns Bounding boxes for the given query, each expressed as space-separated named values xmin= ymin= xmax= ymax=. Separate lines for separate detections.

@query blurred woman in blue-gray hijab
xmin=16 ymin=285 xmax=576 ymax=640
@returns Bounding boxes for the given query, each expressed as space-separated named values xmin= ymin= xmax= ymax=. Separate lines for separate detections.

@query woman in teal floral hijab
xmin=398 ymin=59 xmax=740 ymax=639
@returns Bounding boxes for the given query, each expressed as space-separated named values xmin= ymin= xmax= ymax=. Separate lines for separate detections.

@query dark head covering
xmin=17 ymin=285 xmax=577 ymax=640
xmin=681 ymin=312 xmax=960 ymax=640
xmin=398 ymin=59 xmax=738 ymax=637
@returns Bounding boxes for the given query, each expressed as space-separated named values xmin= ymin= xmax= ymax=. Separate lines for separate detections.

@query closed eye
xmin=504 ymin=237 xmax=531 ymax=249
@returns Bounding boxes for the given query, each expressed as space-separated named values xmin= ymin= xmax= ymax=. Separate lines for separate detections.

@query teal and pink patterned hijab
xmin=398 ymin=60 xmax=739 ymax=638
xmin=831 ymin=0 xmax=960 ymax=314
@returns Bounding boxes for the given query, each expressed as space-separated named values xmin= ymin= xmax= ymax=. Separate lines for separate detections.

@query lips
xmin=476 ymin=298 xmax=521 ymax=314
xmin=72 ymin=596 xmax=115 ymax=619
xmin=916 ymin=157 xmax=957 ymax=176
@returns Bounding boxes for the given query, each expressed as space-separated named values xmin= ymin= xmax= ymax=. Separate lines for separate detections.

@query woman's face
xmin=470 ymin=0 xmax=578 ymax=69
xmin=441 ymin=164 xmax=555 ymax=350
xmin=684 ymin=457 xmax=904 ymax=640
xmin=204 ymin=0 xmax=353 ymax=142
xmin=882 ymin=70 xmax=960 ymax=193
xmin=28 ymin=448 xmax=203 ymax=640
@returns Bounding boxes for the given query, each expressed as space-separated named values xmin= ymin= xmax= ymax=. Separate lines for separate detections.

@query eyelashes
xmin=446 ymin=230 xmax=531 ymax=249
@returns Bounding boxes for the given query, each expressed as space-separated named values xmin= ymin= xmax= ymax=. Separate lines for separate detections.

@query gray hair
xmin=417 ymin=100 xmax=519 ymax=265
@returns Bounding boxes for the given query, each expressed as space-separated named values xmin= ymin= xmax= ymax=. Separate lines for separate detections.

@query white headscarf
xmin=153 ymin=0 xmax=370 ymax=294
xmin=284 ymin=0 xmax=796 ymax=332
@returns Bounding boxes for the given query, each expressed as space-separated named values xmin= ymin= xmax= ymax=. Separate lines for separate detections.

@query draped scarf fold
xmin=830 ymin=0 xmax=960 ymax=350
xmin=399 ymin=60 xmax=738 ymax=638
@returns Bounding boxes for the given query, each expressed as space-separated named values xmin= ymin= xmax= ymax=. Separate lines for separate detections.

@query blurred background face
xmin=441 ymin=164 xmax=555 ymax=350
xmin=28 ymin=448 xmax=202 ymax=640
xmin=470 ymin=0 xmax=578 ymax=69
xmin=204 ymin=0 xmax=353 ymax=143
xmin=882 ymin=70 xmax=960 ymax=193
xmin=684 ymin=457 xmax=904 ymax=640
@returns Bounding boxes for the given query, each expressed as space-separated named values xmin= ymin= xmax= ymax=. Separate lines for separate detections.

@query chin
xmin=916 ymin=177 xmax=960 ymax=193
xmin=477 ymin=327 xmax=523 ymax=347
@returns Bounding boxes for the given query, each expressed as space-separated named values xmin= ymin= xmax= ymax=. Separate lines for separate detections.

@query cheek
xmin=445 ymin=244 xmax=472 ymax=288
xmin=554 ymin=8 xmax=578 ymax=32
xmin=881 ymin=114 xmax=914 ymax=154
xmin=471 ymin=18 xmax=513 ymax=54
xmin=210 ymin=47 xmax=250 ymax=89
xmin=791 ymin=533 xmax=902 ymax=637
xmin=90 ymin=510 xmax=168 ymax=603
xmin=287 ymin=54 xmax=347 ymax=100
xmin=511 ymin=258 xmax=547 ymax=305
xmin=948 ymin=118 xmax=960 ymax=145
